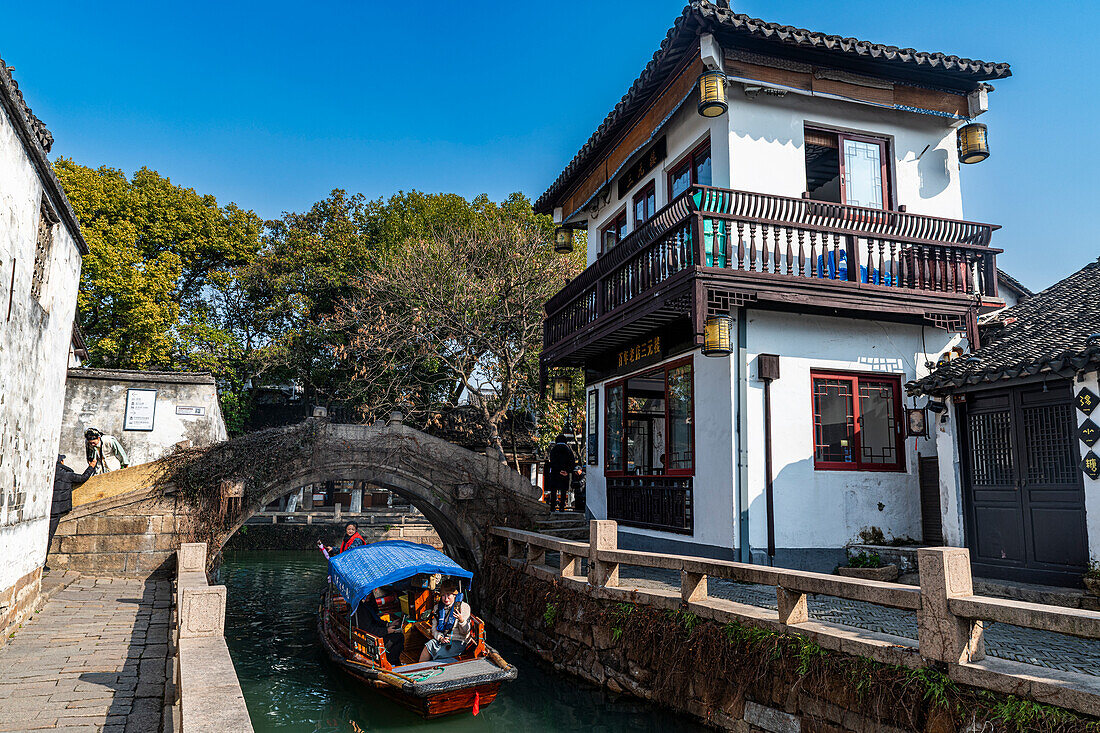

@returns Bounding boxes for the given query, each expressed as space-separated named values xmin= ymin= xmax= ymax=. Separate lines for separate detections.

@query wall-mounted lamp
xmin=958 ymin=122 xmax=990 ymax=164
xmin=554 ymin=226 xmax=574 ymax=254
xmin=702 ymin=314 xmax=732 ymax=356
xmin=551 ymin=375 xmax=572 ymax=403
xmin=698 ymin=70 xmax=728 ymax=118
xmin=926 ymin=399 xmax=947 ymax=414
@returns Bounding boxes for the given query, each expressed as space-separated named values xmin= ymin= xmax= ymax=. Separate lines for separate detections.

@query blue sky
xmin=2 ymin=1 xmax=1095 ymax=290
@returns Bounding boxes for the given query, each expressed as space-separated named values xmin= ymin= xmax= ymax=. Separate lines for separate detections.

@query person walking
xmin=84 ymin=428 xmax=129 ymax=474
xmin=47 ymin=454 xmax=97 ymax=561
xmin=546 ymin=433 xmax=577 ymax=512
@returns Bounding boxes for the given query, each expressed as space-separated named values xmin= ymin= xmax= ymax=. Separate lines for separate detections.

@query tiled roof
xmin=0 ymin=59 xmax=52 ymax=153
xmin=535 ymin=0 xmax=1011 ymax=215
xmin=909 ymin=259 xmax=1100 ymax=395
xmin=0 ymin=54 xmax=88 ymax=253
xmin=997 ymin=269 xmax=1033 ymax=299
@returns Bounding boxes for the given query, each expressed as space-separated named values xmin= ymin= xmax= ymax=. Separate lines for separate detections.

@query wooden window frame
xmin=601 ymin=209 xmax=628 ymax=254
xmin=604 ymin=356 xmax=695 ymax=478
xmin=666 ymin=139 xmax=711 ymax=199
xmin=811 ymin=369 xmax=905 ymax=472
xmin=632 ymin=180 xmax=656 ymax=226
xmin=804 ymin=127 xmax=893 ymax=211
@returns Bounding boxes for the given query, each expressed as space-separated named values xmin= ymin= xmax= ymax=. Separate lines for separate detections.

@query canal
xmin=222 ymin=550 xmax=707 ymax=732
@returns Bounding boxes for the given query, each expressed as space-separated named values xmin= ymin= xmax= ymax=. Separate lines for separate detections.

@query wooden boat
xmin=317 ymin=540 xmax=517 ymax=718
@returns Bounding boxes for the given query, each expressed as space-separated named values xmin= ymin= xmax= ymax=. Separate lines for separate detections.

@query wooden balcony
xmin=543 ymin=185 xmax=1001 ymax=368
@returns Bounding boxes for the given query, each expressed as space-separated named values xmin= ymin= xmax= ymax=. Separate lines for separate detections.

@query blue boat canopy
xmin=329 ymin=540 xmax=473 ymax=614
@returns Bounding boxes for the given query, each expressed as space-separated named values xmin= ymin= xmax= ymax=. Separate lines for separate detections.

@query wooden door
xmin=959 ymin=382 xmax=1088 ymax=586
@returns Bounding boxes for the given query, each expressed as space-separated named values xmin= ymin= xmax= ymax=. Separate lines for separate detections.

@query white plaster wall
xmin=935 ymin=400 xmax=967 ymax=548
xmin=585 ymin=349 xmax=737 ymax=552
xmin=0 ymin=104 xmax=83 ymax=593
xmin=584 ymin=101 xmax=731 ymax=266
xmin=743 ymin=311 xmax=959 ymax=552
xmin=725 ymin=89 xmax=964 ymax=219
xmin=59 ymin=373 xmax=229 ymax=470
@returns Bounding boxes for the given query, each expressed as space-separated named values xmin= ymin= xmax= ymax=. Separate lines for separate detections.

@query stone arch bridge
xmin=49 ymin=417 xmax=551 ymax=576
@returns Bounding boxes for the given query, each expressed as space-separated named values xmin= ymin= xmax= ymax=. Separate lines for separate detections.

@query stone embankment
xmin=484 ymin=521 xmax=1100 ymax=732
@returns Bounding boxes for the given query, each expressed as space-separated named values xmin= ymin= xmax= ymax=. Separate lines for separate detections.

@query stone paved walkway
xmin=0 ymin=575 xmax=172 ymax=733
xmin=616 ymin=565 xmax=1100 ymax=675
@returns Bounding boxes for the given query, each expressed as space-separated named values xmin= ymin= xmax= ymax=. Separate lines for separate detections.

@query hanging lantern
xmin=698 ymin=70 xmax=728 ymax=118
xmin=554 ymin=226 xmax=574 ymax=254
xmin=702 ymin=314 xmax=732 ymax=357
xmin=551 ymin=375 xmax=572 ymax=402
xmin=957 ymin=122 xmax=989 ymax=164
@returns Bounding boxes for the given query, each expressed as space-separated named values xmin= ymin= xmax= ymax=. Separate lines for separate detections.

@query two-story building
xmin=538 ymin=1 xmax=1012 ymax=571
xmin=0 ymin=57 xmax=87 ymax=638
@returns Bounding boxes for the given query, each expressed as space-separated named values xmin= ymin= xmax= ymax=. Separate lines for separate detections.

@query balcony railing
xmin=606 ymin=476 xmax=693 ymax=534
xmin=545 ymin=185 xmax=1001 ymax=353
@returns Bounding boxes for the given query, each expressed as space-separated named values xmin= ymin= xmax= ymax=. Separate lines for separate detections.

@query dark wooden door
xmin=960 ymin=382 xmax=1087 ymax=586
xmin=918 ymin=457 xmax=943 ymax=545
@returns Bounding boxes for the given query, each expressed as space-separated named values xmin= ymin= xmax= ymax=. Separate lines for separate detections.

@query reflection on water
xmin=221 ymin=550 xmax=706 ymax=732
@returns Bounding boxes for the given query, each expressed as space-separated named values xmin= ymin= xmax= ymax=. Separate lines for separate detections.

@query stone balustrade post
xmin=507 ymin=538 xmax=524 ymax=561
xmin=681 ymin=571 xmax=707 ymax=604
xmin=588 ymin=520 xmax=619 ymax=588
xmin=527 ymin=543 xmax=546 ymax=565
xmin=560 ymin=552 xmax=580 ymax=578
xmin=916 ymin=547 xmax=985 ymax=664
xmin=777 ymin=587 xmax=808 ymax=625
xmin=179 ymin=586 xmax=227 ymax=639
xmin=335 ymin=503 xmax=342 ymax=522
xmin=178 ymin=542 xmax=207 ymax=574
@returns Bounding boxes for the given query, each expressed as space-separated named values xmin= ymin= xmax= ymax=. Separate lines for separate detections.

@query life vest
xmin=435 ymin=593 xmax=464 ymax=634
xmin=339 ymin=532 xmax=364 ymax=553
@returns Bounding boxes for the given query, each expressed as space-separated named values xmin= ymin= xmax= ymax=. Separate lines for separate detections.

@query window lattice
xmin=858 ymin=380 xmax=898 ymax=464
xmin=967 ymin=411 xmax=1014 ymax=486
xmin=1023 ymin=403 xmax=1077 ymax=485
xmin=31 ymin=198 xmax=56 ymax=302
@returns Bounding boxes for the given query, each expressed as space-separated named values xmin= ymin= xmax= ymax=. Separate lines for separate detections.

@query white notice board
xmin=124 ymin=389 xmax=157 ymax=431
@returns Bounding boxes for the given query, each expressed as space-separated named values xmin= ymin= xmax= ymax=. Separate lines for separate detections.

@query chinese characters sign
xmin=617 ymin=336 xmax=661 ymax=368
xmin=618 ymin=137 xmax=667 ymax=199
xmin=123 ymin=389 xmax=157 ymax=432
xmin=1080 ymin=419 xmax=1100 ymax=448
xmin=1076 ymin=388 xmax=1098 ymax=415
xmin=1083 ymin=451 xmax=1100 ymax=481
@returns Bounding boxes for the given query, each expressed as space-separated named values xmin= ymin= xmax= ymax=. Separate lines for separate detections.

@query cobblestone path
xmin=0 ymin=575 xmax=172 ymax=733
xmin=616 ymin=566 xmax=1100 ymax=675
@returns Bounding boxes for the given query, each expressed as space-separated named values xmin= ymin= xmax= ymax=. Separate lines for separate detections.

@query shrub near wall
xmin=481 ymin=554 xmax=1100 ymax=733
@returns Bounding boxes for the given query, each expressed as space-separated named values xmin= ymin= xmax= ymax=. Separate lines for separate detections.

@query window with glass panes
xmin=604 ymin=358 xmax=694 ymax=476
xmin=811 ymin=371 xmax=904 ymax=471
xmin=601 ymin=211 xmax=628 ymax=253
xmin=667 ymin=140 xmax=712 ymax=199
xmin=633 ymin=181 xmax=656 ymax=226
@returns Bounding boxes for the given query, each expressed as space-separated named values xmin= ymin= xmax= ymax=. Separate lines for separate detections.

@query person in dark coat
xmin=546 ymin=434 xmax=577 ymax=512
xmin=48 ymin=454 xmax=96 ymax=556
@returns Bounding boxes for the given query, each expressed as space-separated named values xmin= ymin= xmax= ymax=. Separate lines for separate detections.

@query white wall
xmin=0 ymin=103 xmax=83 ymax=594
xmin=725 ymin=88 xmax=964 ymax=219
xmin=743 ymin=311 xmax=959 ymax=555
xmin=584 ymin=101 xmax=731 ymax=266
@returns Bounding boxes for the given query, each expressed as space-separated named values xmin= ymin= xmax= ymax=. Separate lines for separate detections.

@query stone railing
xmin=174 ymin=543 xmax=254 ymax=732
xmin=490 ymin=521 xmax=1100 ymax=718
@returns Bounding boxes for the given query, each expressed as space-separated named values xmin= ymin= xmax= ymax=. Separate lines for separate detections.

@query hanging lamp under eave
xmin=553 ymin=226 xmax=574 ymax=254
xmin=698 ymin=70 xmax=728 ymax=118
xmin=958 ymin=122 xmax=989 ymax=164
xmin=702 ymin=314 xmax=732 ymax=357
xmin=551 ymin=375 xmax=572 ymax=402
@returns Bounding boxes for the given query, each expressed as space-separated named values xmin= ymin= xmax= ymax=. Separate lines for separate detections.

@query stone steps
xmin=535 ymin=514 xmax=589 ymax=541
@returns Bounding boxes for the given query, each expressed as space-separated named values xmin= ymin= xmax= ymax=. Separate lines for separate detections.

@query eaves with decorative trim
xmin=0 ymin=57 xmax=88 ymax=255
xmin=535 ymin=0 xmax=1011 ymax=215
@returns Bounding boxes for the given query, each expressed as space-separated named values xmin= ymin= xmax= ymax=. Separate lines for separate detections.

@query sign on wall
xmin=617 ymin=336 xmax=661 ymax=369
xmin=175 ymin=406 xmax=206 ymax=416
xmin=618 ymin=136 xmax=666 ymax=199
xmin=123 ymin=388 xmax=157 ymax=432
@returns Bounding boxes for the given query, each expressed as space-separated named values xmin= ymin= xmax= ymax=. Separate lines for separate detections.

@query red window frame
xmin=604 ymin=356 xmax=695 ymax=477
xmin=805 ymin=127 xmax=892 ymax=210
xmin=811 ymin=370 xmax=905 ymax=472
xmin=667 ymin=139 xmax=712 ymax=199
xmin=601 ymin=210 xmax=628 ymax=254
xmin=633 ymin=180 xmax=656 ymax=226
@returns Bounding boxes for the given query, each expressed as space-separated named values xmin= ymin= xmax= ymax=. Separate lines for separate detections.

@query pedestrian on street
xmin=47 ymin=454 xmax=97 ymax=560
xmin=546 ymin=433 xmax=578 ymax=512
xmin=84 ymin=428 xmax=129 ymax=474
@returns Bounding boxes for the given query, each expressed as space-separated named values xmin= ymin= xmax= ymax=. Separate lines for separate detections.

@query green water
xmin=221 ymin=550 xmax=707 ymax=733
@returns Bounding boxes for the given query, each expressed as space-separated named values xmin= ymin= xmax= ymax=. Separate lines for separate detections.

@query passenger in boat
xmin=324 ymin=522 xmax=365 ymax=554
xmin=356 ymin=587 xmax=404 ymax=665
xmin=419 ymin=578 xmax=472 ymax=662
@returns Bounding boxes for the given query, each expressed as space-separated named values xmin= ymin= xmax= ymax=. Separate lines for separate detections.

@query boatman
xmin=322 ymin=521 xmax=365 ymax=555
